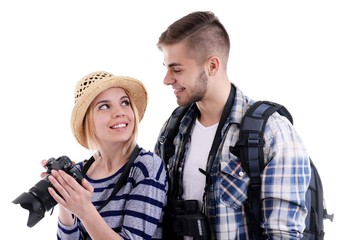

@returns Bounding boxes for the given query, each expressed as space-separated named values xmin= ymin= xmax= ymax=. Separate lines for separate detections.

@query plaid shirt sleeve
xmin=211 ymin=86 xmax=311 ymax=239
xmin=260 ymin=111 xmax=311 ymax=238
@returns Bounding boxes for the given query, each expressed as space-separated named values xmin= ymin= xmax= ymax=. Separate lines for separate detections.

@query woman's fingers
xmin=40 ymin=159 xmax=49 ymax=178
xmin=81 ymin=178 xmax=94 ymax=194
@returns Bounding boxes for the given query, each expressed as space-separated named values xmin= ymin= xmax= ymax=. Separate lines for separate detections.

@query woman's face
xmin=91 ymin=87 xmax=135 ymax=147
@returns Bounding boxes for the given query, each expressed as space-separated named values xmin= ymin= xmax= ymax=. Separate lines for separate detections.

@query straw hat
xmin=71 ymin=71 xmax=147 ymax=148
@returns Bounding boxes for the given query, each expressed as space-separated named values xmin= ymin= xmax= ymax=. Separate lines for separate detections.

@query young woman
xmin=43 ymin=71 xmax=167 ymax=239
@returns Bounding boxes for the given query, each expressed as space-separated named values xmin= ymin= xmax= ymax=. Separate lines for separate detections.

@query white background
xmin=1 ymin=1 xmax=341 ymax=239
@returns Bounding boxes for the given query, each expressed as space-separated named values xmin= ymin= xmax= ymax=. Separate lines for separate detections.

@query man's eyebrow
xmin=164 ymin=63 xmax=182 ymax=68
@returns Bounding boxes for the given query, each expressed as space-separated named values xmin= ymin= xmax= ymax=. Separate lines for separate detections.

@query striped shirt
xmin=57 ymin=148 xmax=168 ymax=240
xmin=155 ymin=85 xmax=311 ymax=239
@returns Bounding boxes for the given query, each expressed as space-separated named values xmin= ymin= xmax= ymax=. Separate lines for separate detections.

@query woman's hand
xmin=47 ymin=170 xmax=94 ymax=220
xmin=40 ymin=159 xmax=49 ymax=178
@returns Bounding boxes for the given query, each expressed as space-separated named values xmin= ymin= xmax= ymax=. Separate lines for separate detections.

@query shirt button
xmin=239 ymin=171 xmax=244 ymax=177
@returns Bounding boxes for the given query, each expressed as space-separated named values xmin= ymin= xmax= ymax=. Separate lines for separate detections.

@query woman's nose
xmin=111 ymin=111 xmax=125 ymax=118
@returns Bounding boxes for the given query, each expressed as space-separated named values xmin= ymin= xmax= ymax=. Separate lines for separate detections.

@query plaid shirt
xmin=155 ymin=85 xmax=310 ymax=239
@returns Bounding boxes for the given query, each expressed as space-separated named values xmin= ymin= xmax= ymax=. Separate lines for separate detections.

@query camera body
xmin=45 ymin=156 xmax=83 ymax=182
xmin=163 ymin=199 xmax=210 ymax=240
xmin=12 ymin=156 xmax=83 ymax=227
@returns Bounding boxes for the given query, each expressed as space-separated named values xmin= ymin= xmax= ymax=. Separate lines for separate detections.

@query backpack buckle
xmin=250 ymin=177 xmax=261 ymax=188
xmin=247 ymin=135 xmax=264 ymax=147
xmin=159 ymin=135 xmax=167 ymax=145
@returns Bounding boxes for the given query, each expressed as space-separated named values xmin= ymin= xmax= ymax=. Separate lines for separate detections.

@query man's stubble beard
xmin=177 ymin=69 xmax=208 ymax=107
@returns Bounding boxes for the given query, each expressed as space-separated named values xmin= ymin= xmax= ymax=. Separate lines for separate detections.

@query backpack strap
xmin=235 ymin=101 xmax=293 ymax=240
xmin=238 ymin=101 xmax=293 ymax=175
xmin=157 ymin=105 xmax=191 ymax=166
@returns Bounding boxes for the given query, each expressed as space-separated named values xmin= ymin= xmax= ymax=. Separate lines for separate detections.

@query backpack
xmin=157 ymin=100 xmax=333 ymax=240
xmin=234 ymin=101 xmax=334 ymax=239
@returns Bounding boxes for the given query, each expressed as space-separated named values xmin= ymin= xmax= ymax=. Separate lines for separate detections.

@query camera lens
xmin=12 ymin=177 xmax=57 ymax=227
xmin=13 ymin=155 xmax=83 ymax=227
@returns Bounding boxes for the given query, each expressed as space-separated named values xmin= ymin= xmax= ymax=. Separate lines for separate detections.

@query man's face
xmin=161 ymin=42 xmax=208 ymax=106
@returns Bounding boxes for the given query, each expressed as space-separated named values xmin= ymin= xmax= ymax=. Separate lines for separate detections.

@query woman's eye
xmin=99 ymin=104 xmax=110 ymax=110
xmin=121 ymin=100 xmax=130 ymax=106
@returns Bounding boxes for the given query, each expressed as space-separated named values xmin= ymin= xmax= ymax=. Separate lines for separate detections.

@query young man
xmin=155 ymin=11 xmax=310 ymax=239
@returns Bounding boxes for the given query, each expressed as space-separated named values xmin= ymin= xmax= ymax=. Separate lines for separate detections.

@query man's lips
xmin=174 ymin=87 xmax=185 ymax=94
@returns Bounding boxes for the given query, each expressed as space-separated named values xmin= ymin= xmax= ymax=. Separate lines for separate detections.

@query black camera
xmin=163 ymin=199 xmax=210 ymax=240
xmin=12 ymin=156 xmax=83 ymax=227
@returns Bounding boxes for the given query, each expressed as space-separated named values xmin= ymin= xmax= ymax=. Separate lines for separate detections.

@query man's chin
xmin=177 ymin=101 xmax=192 ymax=107
xmin=177 ymin=99 xmax=190 ymax=107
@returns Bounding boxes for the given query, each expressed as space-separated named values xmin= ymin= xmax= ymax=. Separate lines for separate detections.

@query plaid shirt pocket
xmin=219 ymin=157 xmax=249 ymax=210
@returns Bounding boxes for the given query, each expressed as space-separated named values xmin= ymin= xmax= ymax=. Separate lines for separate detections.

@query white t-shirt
xmin=182 ymin=119 xmax=218 ymax=206
xmin=183 ymin=119 xmax=218 ymax=239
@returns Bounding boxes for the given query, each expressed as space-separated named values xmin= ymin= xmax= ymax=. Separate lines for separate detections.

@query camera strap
xmin=199 ymin=84 xmax=236 ymax=211
xmin=82 ymin=144 xmax=141 ymax=212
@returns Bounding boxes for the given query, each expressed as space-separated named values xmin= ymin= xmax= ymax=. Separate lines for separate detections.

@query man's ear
xmin=207 ymin=56 xmax=220 ymax=76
